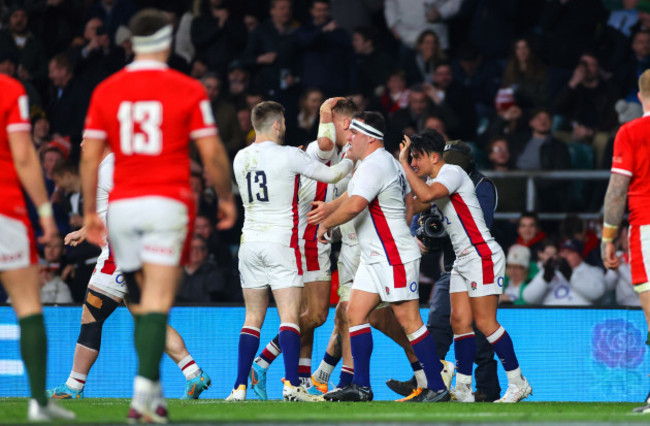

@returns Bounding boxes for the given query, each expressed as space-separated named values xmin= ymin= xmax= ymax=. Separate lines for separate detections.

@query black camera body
xmin=416 ymin=211 xmax=448 ymax=251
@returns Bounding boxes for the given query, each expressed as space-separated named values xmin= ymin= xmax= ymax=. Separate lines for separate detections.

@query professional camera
xmin=415 ymin=211 xmax=448 ymax=250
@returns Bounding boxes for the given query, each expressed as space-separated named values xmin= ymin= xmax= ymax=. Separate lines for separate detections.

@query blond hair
xmin=639 ymin=69 xmax=650 ymax=98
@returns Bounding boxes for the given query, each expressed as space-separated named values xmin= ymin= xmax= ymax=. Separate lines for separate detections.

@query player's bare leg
xmin=229 ymin=288 xmax=269 ymax=401
xmin=298 ymin=280 xmax=330 ymax=387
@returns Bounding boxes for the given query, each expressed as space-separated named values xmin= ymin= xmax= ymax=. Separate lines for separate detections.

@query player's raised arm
xmin=398 ymin=135 xmax=450 ymax=203
xmin=316 ymin=97 xmax=344 ymax=157
xmin=8 ymin=130 xmax=57 ymax=243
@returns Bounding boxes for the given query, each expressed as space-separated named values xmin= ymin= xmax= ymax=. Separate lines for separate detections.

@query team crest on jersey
xmin=471 ymin=281 xmax=477 ymax=290
xmin=385 ymin=286 xmax=390 ymax=295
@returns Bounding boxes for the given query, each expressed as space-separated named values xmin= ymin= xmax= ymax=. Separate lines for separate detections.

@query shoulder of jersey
xmin=622 ymin=115 xmax=649 ymax=133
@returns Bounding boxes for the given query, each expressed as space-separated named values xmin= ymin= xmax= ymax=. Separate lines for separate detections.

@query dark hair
xmin=353 ymin=26 xmax=376 ymax=45
xmin=51 ymin=161 xmax=78 ymax=177
xmin=129 ymin=8 xmax=171 ymax=37
xmin=353 ymin=111 xmax=386 ymax=137
xmin=409 ymin=128 xmax=446 ymax=156
xmin=518 ymin=211 xmax=539 ymax=227
xmin=50 ymin=53 xmax=73 ymax=74
xmin=251 ymin=101 xmax=285 ymax=132
xmin=332 ymin=97 xmax=357 ymax=117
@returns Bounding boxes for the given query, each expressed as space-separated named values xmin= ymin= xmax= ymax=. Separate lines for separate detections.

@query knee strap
xmin=77 ymin=322 xmax=103 ymax=351
xmin=78 ymin=289 xmax=120 ymax=351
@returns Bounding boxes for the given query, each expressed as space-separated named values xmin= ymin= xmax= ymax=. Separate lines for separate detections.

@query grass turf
xmin=0 ymin=399 xmax=647 ymax=423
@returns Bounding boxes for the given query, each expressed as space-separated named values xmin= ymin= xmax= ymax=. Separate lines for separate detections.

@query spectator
xmin=423 ymin=114 xmax=448 ymax=141
xmin=401 ymin=29 xmax=447 ymax=85
xmin=426 ymin=61 xmax=476 ymax=141
xmin=352 ymin=27 xmax=395 ymax=97
xmin=487 ymin=135 xmax=512 ymax=172
xmin=535 ymin=239 xmax=558 ymax=271
xmin=460 ymin=0 xmax=517 ymax=64
xmin=194 ymin=212 xmax=237 ymax=270
xmin=554 ymin=52 xmax=620 ymax=133
xmin=51 ymin=161 xmax=84 ymax=230
xmin=523 ymin=239 xmax=606 ymax=306
xmin=201 ymin=72 xmax=244 ymax=160
xmin=177 ymin=235 xmax=242 ymax=303
xmin=191 ymin=0 xmax=247 ymax=77
xmin=616 ymin=29 xmax=650 ymax=102
xmin=500 ymin=244 xmax=531 ymax=305
xmin=292 ymin=87 xmax=321 ymax=143
xmin=516 ymin=212 xmax=547 ymax=261
xmin=329 ymin=0 xmax=383 ymax=36
xmin=501 ymin=37 xmax=549 ymax=112
xmin=85 ymin=0 xmax=137 ymax=42
xmin=386 ymin=84 xmax=431 ymax=152
xmin=384 ymin=0 xmax=461 ymax=51
xmin=0 ymin=51 xmax=42 ymax=109
xmin=38 ymin=235 xmax=74 ymax=304
xmin=487 ymin=135 xmax=526 ymax=213
xmin=604 ymin=223 xmax=642 ymax=307
xmin=46 ymin=53 xmax=90 ymax=160
xmin=558 ymin=214 xmax=602 ymax=268
xmin=512 ymin=108 xmax=570 ymax=171
xmin=609 ymin=0 xmax=640 ymax=38
xmin=31 ymin=112 xmax=50 ymax=150
xmin=296 ymin=0 xmax=355 ymax=97
xmin=630 ymin=0 xmax=650 ymax=37
xmin=377 ymin=69 xmax=410 ymax=116
xmin=240 ymin=0 xmax=299 ymax=98
xmin=174 ymin=0 xmax=199 ymax=63
xmin=0 ymin=6 xmax=48 ymax=88
xmin=226 ymin=60 xmax=250 ymax=104
xmin=237 ymin=106 xmax=255 ymax=145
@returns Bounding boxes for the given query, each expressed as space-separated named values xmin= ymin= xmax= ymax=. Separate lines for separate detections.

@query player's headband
xmin=350 ymin=119 xmax=383 ymax=139
xmin=132 ymin=25 xmax=173 ymax=54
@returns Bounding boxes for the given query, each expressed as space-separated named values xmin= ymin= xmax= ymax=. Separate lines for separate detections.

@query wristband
xmin=318 ymin=122 xmax=336 ymax=141
xmin=602 ymin=222 xmax=618 ymax=242
xmin=37 ymin=202 xmax=53 ymax=218
xmin=601 ymin=237 xmax=614 ymax=243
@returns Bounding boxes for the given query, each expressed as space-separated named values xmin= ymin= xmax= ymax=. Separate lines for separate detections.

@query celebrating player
xmin=80 ymin=9 xmax=235 ymax=422
xmin=398 ymin=130 xmax=531 ymax=403
xmin=314 ymin=112 xmax=450 ymax=402
xmin=47 ymin=145 xmax=210 ymax=401
xmin=249 ymin=97 xmax=358 ymax=399
xmin=602 ymin=69 xmax=650 ymax=414
xmin=0 ymin=74 xmax=76 ymax=422
xmin=228 ymin=101 xmax=354 ymax=402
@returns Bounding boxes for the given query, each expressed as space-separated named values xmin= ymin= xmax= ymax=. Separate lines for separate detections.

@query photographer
xmin=523 ymin=239 xmax=606 ymax=305
xmin=388 ymin=139 xmax=501 ymax=402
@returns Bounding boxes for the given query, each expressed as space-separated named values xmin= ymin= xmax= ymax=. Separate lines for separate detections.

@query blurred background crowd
xmin=0 ymin=0 xmax=643 ymax=308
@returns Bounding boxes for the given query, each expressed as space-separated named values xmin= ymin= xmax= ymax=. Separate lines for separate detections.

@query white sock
xmin=505 ymin=367 xmax=525 ymax=385
xmin=177 ymin=355 xmax=201 ymax=380
xmin=314 ymin=361 xmax=335 ymax=384
xmin=132 ymin=376 xmax=156 ymax=409
xmin=414 ymin=368 xmax=427 ymax=389
xmin=456 ymin=372 xmax=472 ymax=386
xmin=66 ymin=371 xmax=87 ymax=391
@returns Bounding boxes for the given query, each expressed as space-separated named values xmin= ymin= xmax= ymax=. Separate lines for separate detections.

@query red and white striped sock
xmin=66 ymin=371 xmax=87 ymax=392
xmin=178 ymin=355 xmax=201 ymax=380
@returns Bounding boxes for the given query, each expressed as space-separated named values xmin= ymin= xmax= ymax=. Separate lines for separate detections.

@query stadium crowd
xmin=0 ymin=0 xmax=644 ymax=307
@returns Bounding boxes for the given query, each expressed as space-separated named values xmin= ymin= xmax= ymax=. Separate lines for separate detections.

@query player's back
xmin=0 ymin=74 xmax=31 ymax=218
xmin=612 ymin=116 xmax=650 ymax=225
xmin=84 ymin=61 xmax=216 ymax=204
xmin=430 ymin=164 xmax=497 ymax=257
xmin=234 ymin=141 xmax=304 ymax=246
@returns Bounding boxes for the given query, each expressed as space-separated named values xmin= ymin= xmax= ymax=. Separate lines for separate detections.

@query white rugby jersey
xmin=234 ymin=141 xmax=353 ymax=248
xmin=428 ymin=164 xmax=500 ymax=281
xmin=298 ymin=141 xmax=341 ymax=242
xmin=348 ymin=148 xmax=420 ymax=267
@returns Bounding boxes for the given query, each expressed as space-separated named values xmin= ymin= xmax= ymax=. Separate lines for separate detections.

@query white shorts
xmin=0 ymin=213 xmax=37 ymax=271
xmin=337 ymin=243 xmax=360 ymax=303
xmin=299 ymin=239 xmax=331 ymax=283
xmin=628 ymin=224 xmax=650 ymax=294
xmin=450 ymin=248 xmax=506 ymax=297
xmin=352 ymin=259 xmax=420 ymax=303
xmin=239 ymin=242 xmax=303 ymax=290
xmin=88 ymin=245 xmax=128 ymax=299
xmin=107 ymin=197 xmax=192 ymax=272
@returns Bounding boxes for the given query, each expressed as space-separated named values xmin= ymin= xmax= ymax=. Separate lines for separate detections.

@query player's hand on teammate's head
xmin=64 ymin=228 xmax=87 ymax=247
xmin=398 ymin=135 xmax=412 ymax=165
xmin=216 ymin=196 xmax=238 ymax=230
xmin=37 ymin=216 xmax=58 ymax=245
xmin=83 ymin=213 xmax=106 ymax=247
xmin=601 ymin=241 xmax=621 ymax=270
xmin=307 ymin=201 xmax=331 ymax=225
xmin=320 ymin=97 xmax=344 ymax=114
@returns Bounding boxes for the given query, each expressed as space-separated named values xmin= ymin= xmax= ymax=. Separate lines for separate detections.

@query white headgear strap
xmin=350 ymin=119 xmax=383 ymax=139
xmin=132 ymin=25 xmax=173 ymax=54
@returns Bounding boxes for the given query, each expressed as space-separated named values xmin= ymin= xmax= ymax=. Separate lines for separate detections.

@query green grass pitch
xmin=1 ymin=398 xmax=648 ymax=423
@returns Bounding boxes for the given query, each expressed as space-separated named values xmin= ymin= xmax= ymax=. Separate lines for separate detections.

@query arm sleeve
xmin=348 ymin=163 xmax=385 ymax=202
xmin=384 ymin=0 xmax=399 ymax=28
xmin=521 ymin=269 xmax=550 ymax=304
xmin=434 ymin=166 xmax=463 ymax=194
xmin=290 ymin=148 xmax=354 ymax=183
xmin=611 ymin=125 xmax=634 ymax=177
xmin=189 ymin=88 xmax=218 ymax=140
xmin=6 ymin=83 xmax=31 ymax=134
xmin=476 ymin=180 xmax=496 ymax=229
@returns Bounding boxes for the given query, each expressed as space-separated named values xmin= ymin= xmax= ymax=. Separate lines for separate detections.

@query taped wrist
xmin=318 ymin=122 xmax=336 ymax=141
